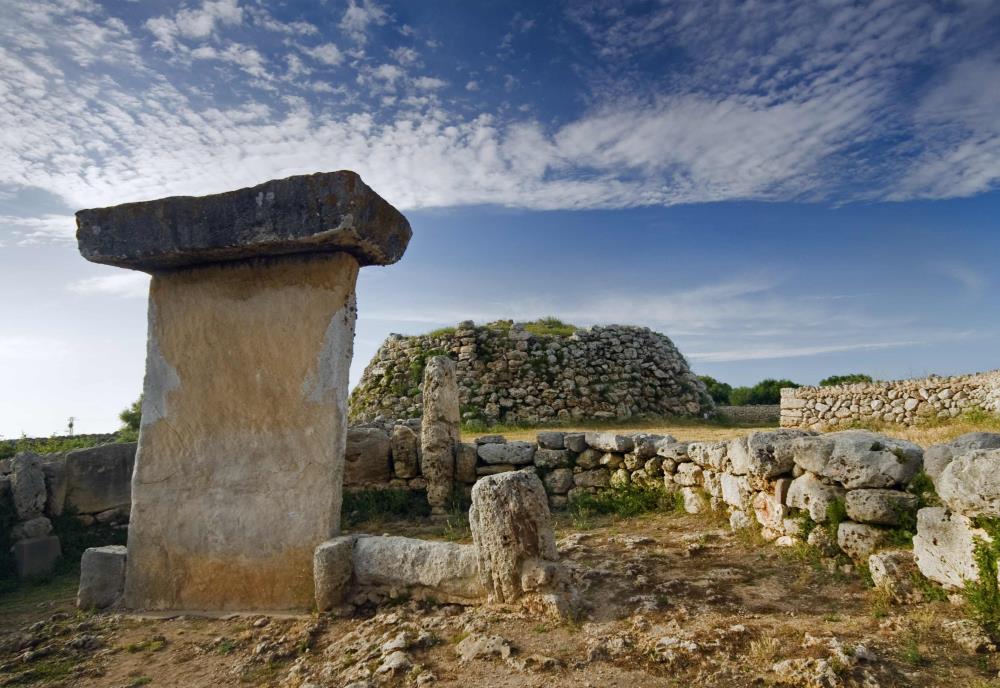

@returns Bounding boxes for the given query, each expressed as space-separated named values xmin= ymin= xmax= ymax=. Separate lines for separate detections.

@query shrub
xmin=965 ymin=518 xmax=1000 ymax=640
xmin=728 ymin=379 xmax=800 ymax=406
xmin=426 ymin=326 xmax=457 ymax=338
xmin=342 ymin=489 xmax=430 ymax=527
xmin=698 ymin=375 xmax=732 ymax=405
xmin=568 ymin=482 xmax=682 ymax=521
xmin=820 ymin=374 xmax=874 ymax=387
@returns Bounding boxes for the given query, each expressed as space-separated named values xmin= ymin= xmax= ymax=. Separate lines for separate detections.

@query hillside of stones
xmin=349 ymin=320 xmax=714 ymax=425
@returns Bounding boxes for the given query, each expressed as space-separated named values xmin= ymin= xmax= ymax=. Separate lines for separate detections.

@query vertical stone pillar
xmin=76 ymin=171 xmax=410 ymax=611
xmin=468 ymin=471 xmax=571 ymax=614
xmin=421 ymin=356 xmax=459 ymax=514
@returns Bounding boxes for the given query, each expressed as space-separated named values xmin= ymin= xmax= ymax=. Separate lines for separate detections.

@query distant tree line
xmin=699 ymin=373 xmax=874 ymax=406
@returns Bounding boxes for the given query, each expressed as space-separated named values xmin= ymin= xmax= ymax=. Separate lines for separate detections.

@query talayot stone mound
xmin=350 ymin=320 xmax=713 ymax=425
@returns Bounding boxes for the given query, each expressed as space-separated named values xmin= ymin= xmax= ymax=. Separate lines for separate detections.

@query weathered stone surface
xmin=13 ymin=536 xmax=61 ymax=579
xmin=543 ymin=468 xmax=574 ymax=494
xmin=744 ymin=429 xmax=813 ymax=478
xmin=352 ymin=535 xmax=483 ymax=604
xmin=345 ymin=427 xmax=392 ymax=485
xmin=455 ymin=443 xmax=478 ymax=484
xmin=564 ymin=433 xmax=588 ymax=453
xmin=10 ymin=517 xmax=52 ymax=541
xmin=477 ymin=464 xmax=516 ymax=476
xmin=791 ymin=431 xmax=922 ymax=488
xmin=838 ymin=522 xmax=888 ymax=560
xmin=390 ymin=424 xmax=420 ymax=479
xmin=10 ymin=453 xmax=46 ymax=520
xmin=574 ymin=469 xmax=610 ymax=488
xmin=936 ymin=449 xmax=1000 ymax=517
xmin=786 ymin=472 xmax=846 ymax=522
xmin=575 ymin=448 xmax=602 ymax=469
xmin=314 ymin=536 xmax=357 ymax=611
xmin=633 ymin=434 xmax=668 ymax=459
xmin=62 ymin=443 xmax=135 ymax=515
xmin=478 ymin=441 xmax=536 ymax=466
xmin=913 ymin=506 xmax=988 ymax=589
xmin=720 ymin=474 xmax=754 ymax=510
xmin=40 ymin=455 xmax=67 ymax=517
xmin=468 ymin=471 xmax=560 ymax=604
xmin=845 ymin=489 xmax=918 ymax=526
xmin=924 ymin=433 xmax=1000 ymax=483
xmin=585 ymin=433 xmax=634 ymax=453
xmin=673 ymin=462 xmax=703 ymax=487
xmin=77 ymin=171 xmax=411 ymax=271
xmin=124 ymin=252 xmax=359 ymax=611
xmin=753 ymin=491 xmax=786 ymax=531
xmin=656 ymin=440 xmax=689 ymax=461
xmin=536 ymin=432 xmax=566 ymax=450
xmin=680 ymin=487 xmax=708 ymax=514
xmin=421 ymin=356 xmax=460 ymax=514
xmin=534 ymin=448 xmax=570 ymax=469
xmin=868 ymin=550 xmax=923 ymax=603
xmin=77 ymin=545 xmax=127 ymax=610
xmin=730 ymin=510 xmax=753 ymax=531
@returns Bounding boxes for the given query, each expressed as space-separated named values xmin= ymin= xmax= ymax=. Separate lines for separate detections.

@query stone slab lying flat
xmin=76 ymin=171 xmax=411 ymax=271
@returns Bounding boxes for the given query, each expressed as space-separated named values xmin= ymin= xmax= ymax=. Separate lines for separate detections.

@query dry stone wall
xmin=781 ymin=369 xmax=1000 ymax=429
xmin=349 ymin=322 xmax=713 ymax=425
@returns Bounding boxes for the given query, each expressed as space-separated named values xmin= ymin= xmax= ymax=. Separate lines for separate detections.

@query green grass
xmin=965 ymin=517 xmax=1000 ymax=640
xmin=4 ymin=657 xmax=78 ymax=685
xmin=522 ymin=317 xmax=577 ymax=337
xmin=342 ymin=488 xmax=431 ymax=527
xmin=0 ymin=433 xmax=125 ymax=460
xmin=568 ymin=482 xmax=683 ymax=527
xmin=426 ymin=326 xmax=457 ymax=338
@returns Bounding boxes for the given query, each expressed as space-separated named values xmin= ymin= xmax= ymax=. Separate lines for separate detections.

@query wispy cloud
xmin=0 ymin=214 xmax=75 ymax=244
xmin=931 ymin=262 xmax=988 ymax=292
xmin=69 ymin=273 xmax=150 ymax=298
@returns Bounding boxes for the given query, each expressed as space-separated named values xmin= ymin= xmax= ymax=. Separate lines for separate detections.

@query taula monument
xmin=75 ymin=171 xmax=411 ymax=611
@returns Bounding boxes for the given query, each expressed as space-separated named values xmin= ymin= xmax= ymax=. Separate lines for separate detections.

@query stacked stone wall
xmin=349 ymin=322 xmax=713 ymax=425
xmin=781 ymin=370 xmax=1000 ymax=429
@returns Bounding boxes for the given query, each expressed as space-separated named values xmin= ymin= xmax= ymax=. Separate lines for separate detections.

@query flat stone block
xmin=124 ymin=252 xmax=358 ymax=611
xmin=77 ymin=171 xmax=411 ymax=271
xmin=13 ymin=536 xmax=61 ymax=579
xmin=314 ymin=536 xmax=356 ymax=611
xmin=78 ymin=545 xmax=127 ymax=609
xmin=64 ymin=442 xmax=136 ymax=514
xmin=352 ymin=535 xmax=482 ymax=604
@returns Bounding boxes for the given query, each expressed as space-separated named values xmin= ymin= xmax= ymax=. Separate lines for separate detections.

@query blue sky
xmin=1 ymin=0 xmax=998 ymax=437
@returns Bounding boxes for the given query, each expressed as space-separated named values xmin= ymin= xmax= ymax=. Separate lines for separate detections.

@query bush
xmin=699 ymin=375 xmax=732 ymax=405
xmin=342 ymin=489 xmax=430 ymax=527
xmin=728 ymin=379 xmax=800 ymax=406
xmin=820 ymin=374 xmax=873 ymax=387
xmin=568 ymin=482 xmax=682 ymax=521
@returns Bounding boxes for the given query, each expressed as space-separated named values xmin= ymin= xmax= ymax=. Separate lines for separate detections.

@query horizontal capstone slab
xmin=76 ymin=171 xmax=411 ymax=270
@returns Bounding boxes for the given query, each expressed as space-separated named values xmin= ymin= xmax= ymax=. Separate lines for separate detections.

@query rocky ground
xmin=2 ymin=509 xmax=998 ymax=687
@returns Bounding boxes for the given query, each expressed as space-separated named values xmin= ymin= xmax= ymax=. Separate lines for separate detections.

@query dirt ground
xmin=2 ymin=507 xmax=999 ymax=687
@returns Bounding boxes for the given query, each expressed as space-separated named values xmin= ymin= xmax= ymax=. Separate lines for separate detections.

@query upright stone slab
xmin=421 ymin=356 xmax=459 ymax=514
xmin=76 ymin=171 xmax=410 ymax=611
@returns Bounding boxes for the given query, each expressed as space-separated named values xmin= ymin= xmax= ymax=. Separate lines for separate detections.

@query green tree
xmin=118 ymin=396 xmax=142 ymax=440
xmin=729 ymin=379 xmax=800 ymax=405
xmin=698 ymin=375 xmax=732 ymax=405
xmin=819 ymin=373 xmax=873 ymax=387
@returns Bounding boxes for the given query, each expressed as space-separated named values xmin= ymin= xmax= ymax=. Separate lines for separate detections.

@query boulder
xmin=10 ymin=453 xmax=47 ymax=520
xmin=455 ymin=443 xmax=478 ymax=484
xmin=730 ymin=510 xmax=753 ymax=531
xmin=837 ymin=522 xmax=888 ymax=560
xmin=478 ymin=441 xmax=536 ymax=466
xmin=345 ymin=427 xmax=392 ymax=485
xmin=744 ymin=429 xmax=812 ymax=478
xmin=468 ymin=471 xmax=564 ymax=607
xmin=10 ymin=516 xmax=52 ymax=541
xmin=845 ymin=489 xmax=918 ymax=526
xmin=868 ymin=550 xmax=923 ymax=604
xmin=791 ymin=431 xmax=922 ymax=489
xmin=353 ymin=535 xmax=483 ymax=604
xmin=632 ymin=434 xmax=669 ymax=459
xmin=543 ymin=468 xmax=574 ymax=495
xmin=924 ymin=433 xmax=1000 ymax=483
xmin=533 ymin=448 xmax=570 ymax=469
xmin=673 ymin=463 xmax=703 ymax=487
xmin=40 ymin=455 xmax=67 ymax=517
xmin=786 ymin=472 xmax=846 ymax=522
xmin=720 ymin=474 xmax=754 ymax=510
xmin=753 ymin=491 xmax=786 ymax=531
xmin=563 ymin=433 xmax=588 ymax=453
xmin=655 ymin=440 xmax=689 ymax=461
xmin=680 ymin=487 xmax=708 ymax=514
xmin=936 ymin=449 xmax=1000 ymax=517
xmin=574 ymin=469 xmax=610 ymax=488
xmin=913 ymin=506 xmax=988 ymax=589
xmin=64 ymin=443 xmax=136 ymax=514
xmin=575 ymin=448 xmax=602 ymax=469
xmin=584 ymin=433 xmax=634 ymax=453
xmin=13 ymin=536 xmax=61 ymax=579
xmin=314 ymin=536 xmax=357 ymax=611
xmin=421 ymin=356 xmax=460 ymax=513
xmin=77 ymin=545 xmax=127 ymax=610
xmin=390 ymin=424 xmax=420 ymax=479
xmin=536 ymin=432 xmax=566 ymax=450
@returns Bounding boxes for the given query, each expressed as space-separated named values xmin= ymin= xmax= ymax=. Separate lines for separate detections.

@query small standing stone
xmin=77 ymin=545 xmax=127 ymax=610
xmin=421 ymin=356 xmax=460 ymax=514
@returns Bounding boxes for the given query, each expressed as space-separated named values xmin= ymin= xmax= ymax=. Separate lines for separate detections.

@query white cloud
xmin=0 ymin=214 xmax=76 ymax=244
xmin=340 ymin=0 xmax=388 ymax=44
xmin=145 ymin=0 xmax=243 ymax=51
xmin=413 ymin=76 xmax=446 ymax=90
xmin=687 ymin=341 xmax=920 ymax=363
xmin=306 ymin=42 xmax=344 ymax=66
xmin=465 ymin=80 xmax=479 ymax=92
xmin=69 ymin=273 xmax=150 ymax=298
xmin=932 ymin=262 xmax=988 ymax=292
xmin=371 ymin=63 xmax=404 ymax=83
